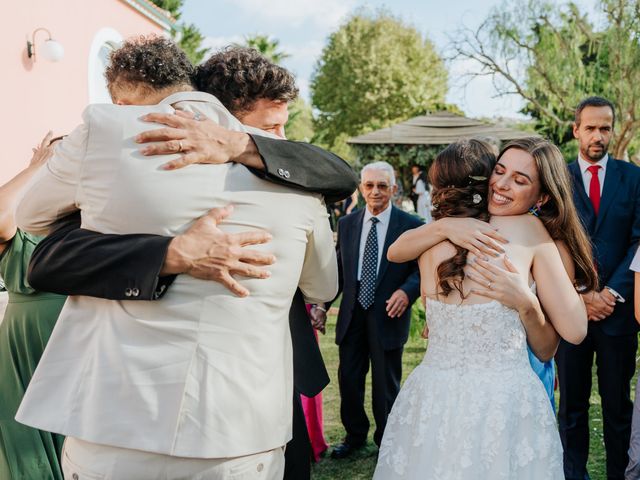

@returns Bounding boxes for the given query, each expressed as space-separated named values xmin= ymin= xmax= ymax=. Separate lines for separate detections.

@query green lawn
xmin=310 ymin=314 xmax=633 ymax=480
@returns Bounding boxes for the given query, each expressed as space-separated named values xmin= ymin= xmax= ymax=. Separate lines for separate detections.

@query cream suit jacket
xmin=15 ymin=91 xmax=338 ymax=458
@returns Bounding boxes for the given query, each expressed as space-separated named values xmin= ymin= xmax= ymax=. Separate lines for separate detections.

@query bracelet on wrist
xmin=314 ymin=305 xmax=327 ymax=312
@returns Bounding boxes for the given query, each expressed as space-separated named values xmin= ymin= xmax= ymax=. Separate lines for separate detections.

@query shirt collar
xmin=578 ymin=153 xmax=608 ymax=174
xmin=363 ymin=202 xmax=392 ymax=226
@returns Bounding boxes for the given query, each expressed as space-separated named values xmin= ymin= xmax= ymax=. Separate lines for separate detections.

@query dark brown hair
xmin=194 ymin=46 xmax=298 ymax=115
xmin=105 ymin=35 xmax=194 ymax=94
xmin=430 ymin=139 xmax=496 ymax=297
xmin=575 ymin=96 xmax=615 ymax=127
xmin=498 ymin=138 xmax=598 ymax=291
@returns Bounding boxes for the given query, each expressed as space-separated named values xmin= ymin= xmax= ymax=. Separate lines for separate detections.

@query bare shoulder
xmin=489 ymin=214 xmax=552 ymax=246
xmin=420 ymin=240 xmax=457 ymax=266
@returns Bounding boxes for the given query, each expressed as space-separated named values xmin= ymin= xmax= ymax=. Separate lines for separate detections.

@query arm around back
xmin=249 ymin=134 xmax=358 ymax=204
xmin=28 ymin=212 xmax=174 ymax=300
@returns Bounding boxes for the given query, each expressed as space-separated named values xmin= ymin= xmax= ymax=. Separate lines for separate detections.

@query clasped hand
xmin=582 ymin=289 xmax=616 ymax=321
xmin=464 ymin=254 xmax=536 ymax=313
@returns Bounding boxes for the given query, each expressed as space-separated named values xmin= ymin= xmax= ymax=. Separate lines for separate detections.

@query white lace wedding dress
xmin=373 ymin=298 xmax=564 ymax=479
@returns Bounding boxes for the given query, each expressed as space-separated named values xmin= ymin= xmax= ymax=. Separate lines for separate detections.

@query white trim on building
xmin=87 ymin=28 xmax=123 ymax=104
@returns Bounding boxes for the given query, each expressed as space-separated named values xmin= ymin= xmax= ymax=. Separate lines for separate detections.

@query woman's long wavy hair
xmin=498 ymin=138 xmax=598 ymax=292
xmin=430 ymin=139 xmax=496 ymax=297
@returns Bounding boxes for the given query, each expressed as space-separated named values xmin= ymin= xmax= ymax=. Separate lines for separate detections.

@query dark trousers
xmin=556 ymin=325 xmax=637 ymax=480
xmin=338 ymin=303 xmax=403 ymax=447
xmin=284 ymin=391 xmax=311 ymax=480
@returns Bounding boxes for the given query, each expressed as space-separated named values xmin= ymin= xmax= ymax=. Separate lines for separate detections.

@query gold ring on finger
xmin=178 ymin=141 xmax=183 ymax=153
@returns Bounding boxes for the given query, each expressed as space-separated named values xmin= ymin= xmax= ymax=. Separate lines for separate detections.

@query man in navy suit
xmin=313 ymin=161 xmax=422 ymax=458
xmin=557 ymin=96 xmax=640 ymax=480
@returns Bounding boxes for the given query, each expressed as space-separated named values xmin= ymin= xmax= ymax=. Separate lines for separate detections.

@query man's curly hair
xmin=194 ymin=47 xmax=298 ymax=115
xmin=105 ymin=35 xmax=194 ymax=93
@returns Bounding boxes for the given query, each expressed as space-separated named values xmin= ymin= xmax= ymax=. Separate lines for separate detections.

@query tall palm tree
xmin=241 ymin=34 xmax=290 ymax=64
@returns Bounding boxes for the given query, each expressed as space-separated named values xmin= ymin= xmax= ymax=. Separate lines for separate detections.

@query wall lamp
xmin=27 ymin=28 xmax=64 ymax=62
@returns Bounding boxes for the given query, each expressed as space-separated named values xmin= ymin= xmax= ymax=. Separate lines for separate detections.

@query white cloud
xmin=446 ymin=57 xmax=527 ymax=119
xmin=224 ymin=0 xmax=356 ymax=29
xmin=201 ymin=35 xmax=245 ymax=53
xmin=296 ymin=78 xmax=311 ymax=102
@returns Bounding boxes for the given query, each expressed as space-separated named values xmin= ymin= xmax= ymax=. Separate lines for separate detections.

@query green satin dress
xmin=0 ymin=230 xmax=66 ymax=480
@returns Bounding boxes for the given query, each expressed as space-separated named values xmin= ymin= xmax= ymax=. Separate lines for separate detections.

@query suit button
xmin=283 ymin=170 xmax=290 ymax=179
xmin=132 ymin=288 xmax=140 ymax=297
xmin=277 ymin=168 xmax=285 ymax=177
xmin=125 ymin=288 xmax=132 ymax=297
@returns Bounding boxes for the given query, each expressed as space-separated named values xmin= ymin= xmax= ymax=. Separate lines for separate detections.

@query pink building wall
xmin=1 ymin=0 xmax=171 ymax=185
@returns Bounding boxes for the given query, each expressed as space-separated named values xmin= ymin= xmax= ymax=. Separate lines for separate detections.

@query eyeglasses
xmin=362 ymin=182 xmax=390 ymax=192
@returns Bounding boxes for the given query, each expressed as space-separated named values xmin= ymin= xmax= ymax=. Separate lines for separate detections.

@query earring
xmin=528 ymin=202 xmax=542 ymax=217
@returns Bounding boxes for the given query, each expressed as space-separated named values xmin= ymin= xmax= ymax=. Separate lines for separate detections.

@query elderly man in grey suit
xmin=15 ymin=37 xmax=337 ymax=479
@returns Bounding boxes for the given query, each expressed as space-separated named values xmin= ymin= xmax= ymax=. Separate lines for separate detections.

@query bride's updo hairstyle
xmin=429 ymin=139 xmax=496 ymax=297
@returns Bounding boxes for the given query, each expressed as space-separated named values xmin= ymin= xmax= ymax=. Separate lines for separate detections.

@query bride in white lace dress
xmin=374 ymin=138 xmax=597 ymax=479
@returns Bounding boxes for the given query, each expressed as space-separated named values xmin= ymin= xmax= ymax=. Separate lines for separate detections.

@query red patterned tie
xmin=587 ymin=165 xmax=601 ymax=215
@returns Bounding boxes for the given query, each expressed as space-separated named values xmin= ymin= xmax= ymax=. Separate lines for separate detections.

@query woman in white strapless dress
xmin=375 ymin=138 xmax=598 ymax=479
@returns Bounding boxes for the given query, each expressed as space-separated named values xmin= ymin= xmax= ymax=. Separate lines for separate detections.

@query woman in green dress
xmin=0 ymin=132 xmax=67 ymax=480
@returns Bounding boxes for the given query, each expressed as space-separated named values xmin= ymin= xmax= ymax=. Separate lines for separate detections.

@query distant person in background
xmin=558 ymin=96 xmax=640 ymax=480
xmin=344 ymin=189 xmax=360 ymax=215
xmin=0 ymin=132 xmax=67 ymax=480
xmin=315 ymin=161 xmax=423 ymax=459
xmin=410 ymin=165 xmax=431 ymax=221
xmin=409 ymin=165 xmax=424 ymax=212
xmin=393 ymin=170 xmax=404 ymax=208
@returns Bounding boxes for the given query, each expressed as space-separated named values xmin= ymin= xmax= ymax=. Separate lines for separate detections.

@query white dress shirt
xmin=578 ymin=153 xmax=608 ymax=195
xmin=357 ymin=203 xmax=392 ymax=280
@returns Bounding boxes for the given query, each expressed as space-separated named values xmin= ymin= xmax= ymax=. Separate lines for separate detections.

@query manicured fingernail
xmin=162 ymin=164 xmax=174 ymax=170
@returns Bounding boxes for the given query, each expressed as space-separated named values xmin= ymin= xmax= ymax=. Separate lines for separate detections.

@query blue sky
xmin=181 ymin=0 xmax=597 ymax=119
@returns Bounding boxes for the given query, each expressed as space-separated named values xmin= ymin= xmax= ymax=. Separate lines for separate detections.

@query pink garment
xmin=302 ymin=305 xmax=329 ymax=462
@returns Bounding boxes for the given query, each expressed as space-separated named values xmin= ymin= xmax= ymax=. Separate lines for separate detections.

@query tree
xmin=149 ymin=0 xmax=210 ymax=65
xmin=149 ymin=0 xmax=182 ymax=19
xmin=240 ymin=34 xmax=290 ymax=64
xmin=311 ymin=9 xmax=448 ymax=152
xmin=176 ymin=23 xmax=210 ymax=64
xmin=285 ymin=98 xmax=314 ymax=142
xmin=451 ymin=0 xmax=640 ymax=160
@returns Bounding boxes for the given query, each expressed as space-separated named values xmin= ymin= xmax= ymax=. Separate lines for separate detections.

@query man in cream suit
xmin=15 ymin=37 xmax=337 ymax=479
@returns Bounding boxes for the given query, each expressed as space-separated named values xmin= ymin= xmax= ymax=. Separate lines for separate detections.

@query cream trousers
xmin=61 ymin=437 xmax=285 ymax=480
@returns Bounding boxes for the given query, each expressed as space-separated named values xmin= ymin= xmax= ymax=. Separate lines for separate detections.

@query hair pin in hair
xmin=472 ymin=194 xmax=482 ymax=204
xmin=468 ymin=175 xmax=487 ymax=185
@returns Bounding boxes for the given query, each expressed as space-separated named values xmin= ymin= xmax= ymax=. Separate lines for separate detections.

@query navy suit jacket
xmin=331 ymin=206 xmax=423 ymax=350
xmin=568 ymin=158 xmax=640 ymax=336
